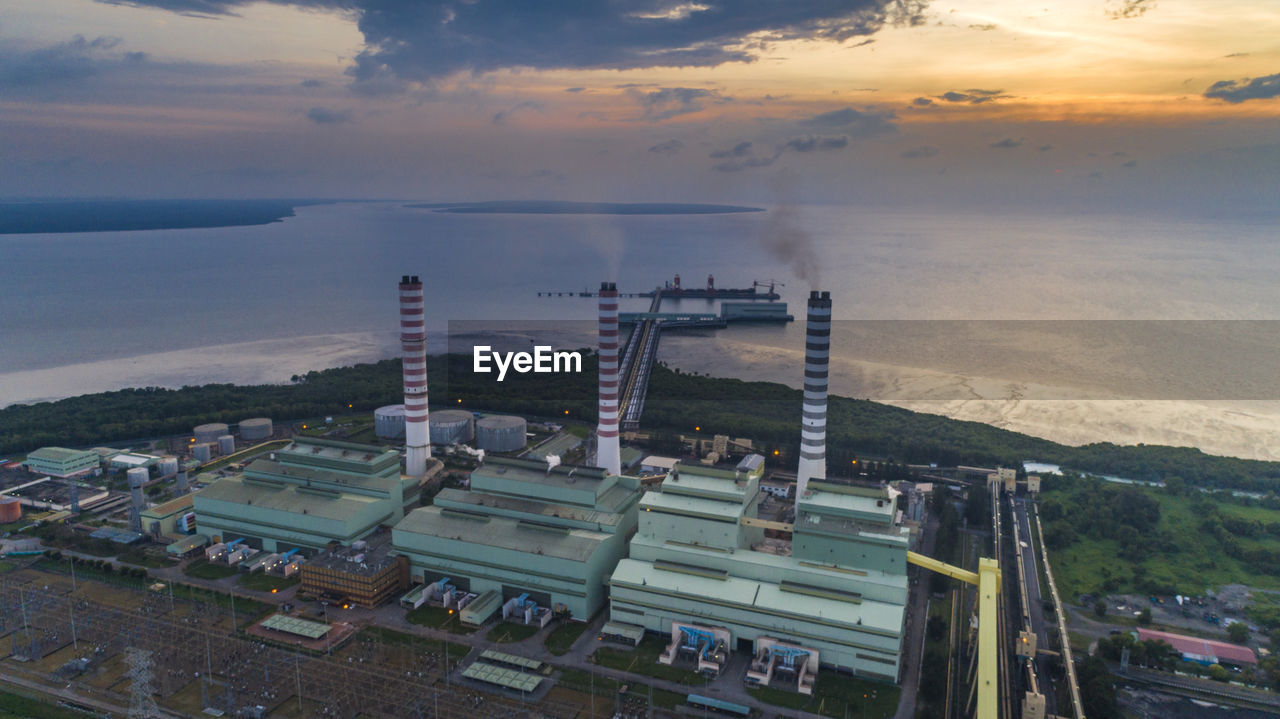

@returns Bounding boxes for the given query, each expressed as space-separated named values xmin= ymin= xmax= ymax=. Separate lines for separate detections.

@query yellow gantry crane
xmin=907 ymin=552 xmax=1003 ymax=719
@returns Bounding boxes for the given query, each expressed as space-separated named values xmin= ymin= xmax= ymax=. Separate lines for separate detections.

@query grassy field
xmin=183 ymin=558 xmax=239 ymax=580
xmin=0 ymin=688 xmax=96 ymax=719
xmin=116 ymin=547 xmax=175 ymax=568
xmin=592 ymin=635 xmax=704 ymax=686
xmin=405 ymin=604 xmax=479 ymax=634
xmin=486 ymin=621 xmax=541 ymax=643
xmin=1045 ymin=486 xmax=1280 ymax=603
xmin=545 ymin=619 xmax=592 ymax=655
xmin=747 ymin=670 xmax=900 ymax=719
xmin=238 ymin=572 xmax=300 ymax=592
xmin=356 ymin=625 xmax=471 ymax=660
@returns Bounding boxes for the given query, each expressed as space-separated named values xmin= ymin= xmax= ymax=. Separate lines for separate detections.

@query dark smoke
xmin=758 ymin=179 xmax=821 ymax=288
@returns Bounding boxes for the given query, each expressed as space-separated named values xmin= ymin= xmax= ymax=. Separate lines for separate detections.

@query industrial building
xmin=608 ymin=459 xmax=909 ymax=682
xmin=194 ymin=436 xmax=438 ymax=553
xmin=392 ymin=456 xmax=642 ymax=621
xmin=194 ymin=423 xmax=230 ymax=444
xmin=430 ymin=410 xmax=475 ymax=445
xmin=140 ymin=493 xmax=196 ymax=539
xmin=1136 ymin=627 xmax=1257 ymax=667
xmin=239 ymin=417 xmax=274 ymax=441
xmin=23 ymin=447 xmax=99 ymax=478
xmin=375 ymin=404 xmax=407 ymax=439
xmin=299 ymin=531 xmax=409 ymax=608
xmin=606 ymin=290 xmax=908 ymax=686
xmin=475 ymin=415 xmax=526 ymax=452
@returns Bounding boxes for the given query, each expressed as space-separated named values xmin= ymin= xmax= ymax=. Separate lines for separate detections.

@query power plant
xmin=596 ymin=281 xmax=622 ymax=475
xmin=795 ymin=290 xmax=831 ymax=500
xmin=399 ymin=275 xmax=430 ymax=477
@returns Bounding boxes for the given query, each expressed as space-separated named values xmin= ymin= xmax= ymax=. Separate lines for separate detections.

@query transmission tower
xmin=125 ymin=647 xmax=161 ymax=718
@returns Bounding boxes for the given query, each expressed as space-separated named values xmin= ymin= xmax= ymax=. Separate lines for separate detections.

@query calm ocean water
xmin=3 ymin=200 xmax=1279 ymax=456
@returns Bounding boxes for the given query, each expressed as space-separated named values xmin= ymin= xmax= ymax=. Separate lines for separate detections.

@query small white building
xmin=640 ymin=455 xmax=680 ymax=475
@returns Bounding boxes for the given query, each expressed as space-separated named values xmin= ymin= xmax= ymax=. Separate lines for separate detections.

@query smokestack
xmin=796 ymin=290 xmax=831 ymax=500
xmin=596 ymin=281 xmax=622 ymax=475
xmin=400 ymin=275 xmax=430 ymax=477
xmin=127 ymin=467 xmax=147 ymax=534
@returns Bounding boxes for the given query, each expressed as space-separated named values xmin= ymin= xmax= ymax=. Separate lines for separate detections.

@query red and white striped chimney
xmin=596 ymin=281 xmax=622 ymax=475
xmin=400 ymin=275 xmax=430 ymax=477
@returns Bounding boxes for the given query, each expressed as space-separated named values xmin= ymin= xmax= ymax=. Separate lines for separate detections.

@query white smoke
xmin=545 ymin=454 xmax=561 ymax=472
xmin=455 ymin=445 xmax=485 ymax=462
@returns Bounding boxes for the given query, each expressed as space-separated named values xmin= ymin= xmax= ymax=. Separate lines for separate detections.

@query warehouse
xmin=392 ymin=456 xmax=642 ymax=621
xmin=140 ymin=493 xmax=196 ymax=539
xmin=1136 ymin=627 xmax=1257 ymax=667
xmin=607 ymin=458 xmax=909 ymax=683
xmin=23 ymin=447 xmax=99 ymax=478
xmin=194 ymin=437 xmax=439 ymax=554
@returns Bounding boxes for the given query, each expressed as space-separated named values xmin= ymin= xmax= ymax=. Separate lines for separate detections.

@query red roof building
xmin=1137 ymin=627 xmax=1257 ymax=666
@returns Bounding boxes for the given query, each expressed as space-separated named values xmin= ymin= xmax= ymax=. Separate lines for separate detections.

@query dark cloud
xmin=713 ymin=152 xmax=780 ymax=173
xmin=631 ymin=87 xmax=730 ymax=121
xmin=564 ymin=87 xmax=585 ymax=93
xmin=785 ymin=135 xmax=848 ymax=152
xmin=1204 ymin=73 xmax=1280 ymax=103
xmin=989 ymin=137 xmax=1023 ymax=149
xmin=1225 ymin=52 xmax=1249 ymax=58
xmin=305 ymin=107 xmax=352 ymax=124
xmin=300 ymin=79 xmax=326 ymax=88
xmin=1111 ymin=151 xmax=1127 ymax=157
xmin=1037 ymin=144 xmax=1053 ymax=152
xmin=1123 ymin=159 xmax=1138 ymax=168
xmin=0 ymin=35 xmax=134 ymax=91
xmin=710 ymin=141 xmax=754 ymax=159
xmin=1108 ymin=0 xmax=1154 ymax=19
xmin=109 ymin=1 xmax=916 ymax=90
xmin=491 ymin=100 xmax=543 ymax=124
xmin=648 ymin=139 xmax=684 ymax=155
xmin=911 ymin=97 xmax=933 ymax=106
xmin=939 ymin=88 xmax=1007 ymax=104
xmin=968 ymin=23 xmax=997 ymax=31
xmin=900 ymin=146 xmax=939 ymax=159
xmin=799 ymin=106 xmax=896 ymax=138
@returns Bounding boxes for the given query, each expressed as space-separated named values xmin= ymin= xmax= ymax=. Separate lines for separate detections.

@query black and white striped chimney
xmin=796 ymin=290 xmax=831 ymax=499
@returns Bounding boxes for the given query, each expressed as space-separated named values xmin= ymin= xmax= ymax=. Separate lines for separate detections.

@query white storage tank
xmin=430 ymin=410 xmax=475 ymax=445
xmin=475 ymin=415 xmax=527 ymax=452
xmin=374 ymin=404 xmax=406 ymax=439
xmin=217 ymin=435 xmax=235 ymax=455
xmin=158 ymin=456 xmax=179 ymax=476
xmin=194 ymin=423 xmax=229 ymax=444
xmin=239 ymin=417 xmax=273 ymax=441
xmin=193 ymin=443 xmax=213 ymax=463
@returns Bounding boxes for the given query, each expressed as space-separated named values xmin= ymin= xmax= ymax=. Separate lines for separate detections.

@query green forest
xmin=3 ymin=353 xmax=1280 ymax=491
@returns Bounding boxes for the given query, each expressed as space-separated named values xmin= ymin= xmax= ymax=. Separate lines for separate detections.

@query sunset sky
xmin=3 ymin=0 xmax=1278 ymax=211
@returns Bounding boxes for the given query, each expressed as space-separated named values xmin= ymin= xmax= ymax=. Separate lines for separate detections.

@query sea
xmin=3 ymin=201 xmax=1279 ymax=459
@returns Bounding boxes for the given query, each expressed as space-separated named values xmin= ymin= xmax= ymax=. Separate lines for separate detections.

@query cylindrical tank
xmin=217 ymin=435 xmax=235 ymax=455
xmin=374 ymin=405 xmax=406 ymax=439
xmin=175 ymin=471 xmax=189 ymax=495
xmin=159 ymin=456 xmax=179 ymax=476
xmin=0 ymin=497 xmax=20 ymax=523
xmin=430 ymin=410 xmax=475 ymax=445
xmin=193 ymin=443 xmax=213 ymax=463
xmin=475 ymin=415 xmax=527 ymax=452
xmin=194 ymin=423 xmax=229 ymax=444
xmin=239 ymin=417 xmax=273 ymax=441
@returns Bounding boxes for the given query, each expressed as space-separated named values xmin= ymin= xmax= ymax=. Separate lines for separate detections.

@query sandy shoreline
xmin=4 ymin=331 xmax=1279 ymax=462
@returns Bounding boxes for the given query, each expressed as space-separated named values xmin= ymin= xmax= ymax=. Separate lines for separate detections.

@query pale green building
xmin=392 ymin=456 xmax=642 ymax=620
xmin=194 ymin=437 xmax=431 ymax=553
xmin=608 ymin=459 xmax=909 ymax=681
xmin=23 ymin=447 xmax=99 ymax=478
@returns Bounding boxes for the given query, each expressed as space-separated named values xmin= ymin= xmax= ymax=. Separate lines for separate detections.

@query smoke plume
xmin=758 ymin=188 xmax=821 ymax=288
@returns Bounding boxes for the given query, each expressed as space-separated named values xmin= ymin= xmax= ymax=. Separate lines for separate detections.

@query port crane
xmin=753 ymin=279 xmax=785 ymax=293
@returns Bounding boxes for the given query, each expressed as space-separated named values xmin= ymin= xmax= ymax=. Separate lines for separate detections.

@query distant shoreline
xmin=0 ymin=199 xmax=329 ymax=235
xmin=409 ymin=200 xmax=765 ymax=215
